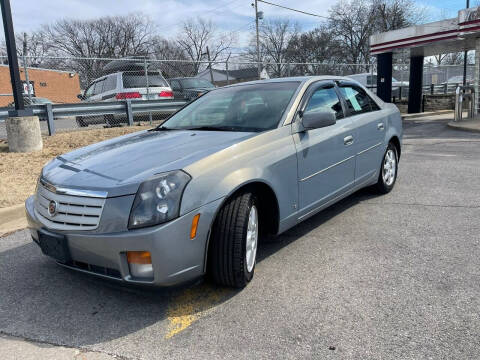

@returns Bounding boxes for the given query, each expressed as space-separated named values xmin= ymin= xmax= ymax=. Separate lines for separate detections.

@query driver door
xmin=293 ymin=81 xmax=356 ymax=218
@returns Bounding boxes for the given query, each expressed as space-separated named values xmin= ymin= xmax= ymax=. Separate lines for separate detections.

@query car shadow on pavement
xmin=257 ymin=187 xmax=376 ymax=262
xmin=0 ymin=188 xmax=376 ymax=347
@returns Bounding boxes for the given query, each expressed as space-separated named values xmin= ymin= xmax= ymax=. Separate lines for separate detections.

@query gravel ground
xmin=0 ymin=115 xmax=479 ymax=359
xmin=0 ymin=124 xmax=151 ymax=208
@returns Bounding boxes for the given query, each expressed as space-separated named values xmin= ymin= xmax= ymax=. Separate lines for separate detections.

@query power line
xmin=208 ymin=0 xmax=243 ymax=14
xmin=257 ymin=0 xmax=331 ymax=20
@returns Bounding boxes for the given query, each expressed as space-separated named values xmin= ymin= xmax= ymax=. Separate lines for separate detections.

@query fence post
xmin=430 ymin=83 xmax=434 ymax=95
xmin=126 ymin=100 xmax=134 ymax=126
xmin=22 ymin=55 xmax=33 ymax=103
xmin=45 ymin=102 xmax=55 ymax=136
xmin=444 ymin=83 xmax=447 ymax=94
xmin=399 ymin=86 xmax=402 ymax=101
xmin=287 ymin=62 xmax=291 ymax=77
xmin=144 ymin=57 xmax=152 ymax=125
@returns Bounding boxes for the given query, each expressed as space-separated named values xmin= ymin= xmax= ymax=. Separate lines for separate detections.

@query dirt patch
xmin=0 ymin=125 xmax=151 ymax=208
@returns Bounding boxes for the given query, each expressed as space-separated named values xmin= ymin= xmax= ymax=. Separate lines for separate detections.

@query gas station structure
xmin=370 ymin=6 xmax=480 ymax=114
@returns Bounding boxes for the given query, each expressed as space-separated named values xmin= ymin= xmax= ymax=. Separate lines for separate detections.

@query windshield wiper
xmin=151 ymin=126 xmax=174 ymax=131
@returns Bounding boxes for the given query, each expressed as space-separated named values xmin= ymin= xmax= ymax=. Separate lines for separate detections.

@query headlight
xmin=128 ymin=170 xmax=191 ymax=229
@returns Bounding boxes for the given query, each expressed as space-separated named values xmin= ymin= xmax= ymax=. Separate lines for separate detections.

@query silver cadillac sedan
xmin=26 ymin=76 xmax=402 ymax=288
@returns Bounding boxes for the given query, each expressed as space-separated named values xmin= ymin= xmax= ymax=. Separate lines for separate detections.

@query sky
xmin=5 ymin=0 xmax=474 ymax=50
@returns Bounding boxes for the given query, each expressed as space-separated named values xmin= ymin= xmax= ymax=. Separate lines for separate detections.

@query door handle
xmin=344 ymin=135 xmax=354 ymax=146
xmin=377 ymin=123 xmax=385 ymax=130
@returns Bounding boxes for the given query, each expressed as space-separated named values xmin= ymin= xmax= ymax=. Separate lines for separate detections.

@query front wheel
xmin=374 ymin=142 xmax=398 ymax=194
xmin=208 ymin=192 xmax=259 ymax=288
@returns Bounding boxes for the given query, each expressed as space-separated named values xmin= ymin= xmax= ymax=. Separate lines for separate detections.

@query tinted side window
xmin=170 ymin=80 xmax=181 ymax=90
xmin=84 ymin=83 xmax=95 ymax=98
xmin=304 ymin=86 xmax=344 ymax=119
xmin=104 ymin=75 xmax=117 ymax=92
xmin=123 ymin=72 xmax=168 ymax=88
xmin=339 ymin=85 xmax=377 ymax=115
xmin=93 ymin=79 xmax=105 ymax=95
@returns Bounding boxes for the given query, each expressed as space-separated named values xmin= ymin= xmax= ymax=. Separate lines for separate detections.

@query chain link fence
xmin=0 ymin=55 xmax=474 ymax=139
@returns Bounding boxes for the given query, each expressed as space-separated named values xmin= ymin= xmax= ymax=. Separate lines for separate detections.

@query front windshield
xmin=161 ymin=81 xmax=300 ymax=132
xmin=180 ymin=78 xmax=215 ymax=89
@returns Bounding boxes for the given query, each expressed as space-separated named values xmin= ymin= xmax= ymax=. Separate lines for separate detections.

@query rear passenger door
xmin=338 ymin=82 xmax=385 ymax=185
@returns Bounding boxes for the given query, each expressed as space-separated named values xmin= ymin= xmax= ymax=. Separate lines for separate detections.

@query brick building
xmin=0 ymin=64 xmax=81 ymax=106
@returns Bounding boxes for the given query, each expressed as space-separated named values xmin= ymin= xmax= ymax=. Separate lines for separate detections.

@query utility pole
xmin=23 ymin=32 xmax=33 ymax=104
xmin=226 ymin=52 xmax=231 ymax=85
xmin=254 ymin=0 xmax=261 ymax=80
xmin=463 ymin=0 xmax=470 ymax=87
xmin=1 ymin=0 xmax=28 ymax=115
xmin=1 ymin=0 xmax=41 ymax=153
xmin=206 ymin=46 xmax=214 ymax=85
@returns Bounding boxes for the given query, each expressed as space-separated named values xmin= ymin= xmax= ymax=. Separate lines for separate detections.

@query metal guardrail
xmin=0 ymin=99 xmax=187 ymax=135
xmin=367 ymin=84 xmax=462 ymax=102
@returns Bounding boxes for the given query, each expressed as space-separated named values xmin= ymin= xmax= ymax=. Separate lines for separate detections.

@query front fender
xmin=180 ymin=126 xmax=298 ymax=226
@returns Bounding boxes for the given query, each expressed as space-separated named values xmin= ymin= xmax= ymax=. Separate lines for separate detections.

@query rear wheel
xmin=104 ymin=114 xmax=115 ymax=126
xmin=208 ymin=192 xmax=258 ymax=288
xmin=374 ymin=142 xmax=398 ymax=194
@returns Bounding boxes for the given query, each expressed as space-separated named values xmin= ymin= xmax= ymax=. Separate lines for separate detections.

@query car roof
xmin=220 ymin=75 xmax=358 ymax=89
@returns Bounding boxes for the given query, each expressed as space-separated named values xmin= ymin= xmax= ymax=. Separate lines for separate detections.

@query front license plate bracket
xmin=38 ymin=231 xmax=71 ymax=264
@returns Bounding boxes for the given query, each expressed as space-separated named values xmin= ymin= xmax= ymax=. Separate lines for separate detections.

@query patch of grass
xmin=0 ymin=125 xmax=151 ymax=208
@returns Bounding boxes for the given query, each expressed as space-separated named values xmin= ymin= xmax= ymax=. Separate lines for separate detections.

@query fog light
xmin=127 ymin=251 xmax=153 ymax=279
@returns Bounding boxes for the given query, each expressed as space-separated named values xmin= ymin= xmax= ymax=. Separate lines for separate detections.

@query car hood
xmin=42 ymin=129 xmax=256 ymax=197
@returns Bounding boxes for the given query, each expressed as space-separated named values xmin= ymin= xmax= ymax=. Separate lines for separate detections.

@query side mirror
xmin=77 ymin=94 xmax=84 ymax=100
xmin=301 ymin=111 xmax=336 ymax=130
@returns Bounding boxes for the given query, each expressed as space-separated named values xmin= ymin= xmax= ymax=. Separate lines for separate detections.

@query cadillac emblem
xmin=48 ymin=200 xmax=58 ymax=217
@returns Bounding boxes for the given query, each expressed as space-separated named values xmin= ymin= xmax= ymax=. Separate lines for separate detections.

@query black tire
xmin=75 ymin=116 xmax=87 ymax=127
xmin=208 ymin=192 xmax=258 ymax=288
xmin=374 ymin=142 xmax=399 ymax=194
xmin=104 ymin=114 xmax=115 ymax=126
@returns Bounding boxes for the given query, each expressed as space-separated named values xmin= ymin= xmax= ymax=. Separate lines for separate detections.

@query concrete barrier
xmin=5 ymin=116 xmax=42 ymax=152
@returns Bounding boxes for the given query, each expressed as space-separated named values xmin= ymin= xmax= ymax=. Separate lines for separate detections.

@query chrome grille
xmin=34 ymin=181 xmax=106 ymax=231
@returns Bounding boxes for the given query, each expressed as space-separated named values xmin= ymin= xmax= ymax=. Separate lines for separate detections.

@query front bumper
xmin=26 ymin=195 xmax=223 ymax=287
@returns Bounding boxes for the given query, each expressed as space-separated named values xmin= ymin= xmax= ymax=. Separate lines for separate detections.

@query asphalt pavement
xmin=1 ymin=114 xmax=479 ymax=359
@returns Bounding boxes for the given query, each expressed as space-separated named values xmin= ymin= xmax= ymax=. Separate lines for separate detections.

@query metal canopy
xmin=370 ymin=7 xmax=480 ymax=57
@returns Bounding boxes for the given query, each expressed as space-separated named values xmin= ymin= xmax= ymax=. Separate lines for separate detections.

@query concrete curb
xmin=402 ymin=110 xmax=453 ymax=120
xmin=447 ymin=120 xmax=480 ymax=133
xmin=0 ymin=204 xmax=27 ymax=237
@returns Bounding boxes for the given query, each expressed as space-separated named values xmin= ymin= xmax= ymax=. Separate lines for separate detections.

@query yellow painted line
xmin=165 ymin=283 xmax=233 ymax=339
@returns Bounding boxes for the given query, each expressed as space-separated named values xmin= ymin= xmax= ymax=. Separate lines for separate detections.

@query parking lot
xmin=1 ymin=114 xmax=479 ymax=359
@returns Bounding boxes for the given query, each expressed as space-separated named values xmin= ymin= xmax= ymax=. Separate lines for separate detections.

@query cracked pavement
xmin=1 ymin=113 xmax=479 ymax=359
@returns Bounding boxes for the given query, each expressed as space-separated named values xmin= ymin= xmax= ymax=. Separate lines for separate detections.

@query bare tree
xmin=285 ymin=26 xmax=339 ymax=76
xmin=151 ymin=37 xmax=196 ymax=78
xmin=176 ymin=18 xmax=235 ymax=74
xmin=328 ymin=0 xmax=376 ymax=67
xmin=43 ymin=13 xmax=156 ymax=58
xmin=245 ymin=19 xmax=299 ymax=77
xmin=371 ymin=0 xmax=426 ymax=32
xmin=42 ymin=13 xmax=158 ymax=86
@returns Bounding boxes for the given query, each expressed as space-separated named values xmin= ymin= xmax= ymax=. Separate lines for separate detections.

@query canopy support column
xmin=408 ymin=56 xmax=424 ymax=114
xmin=376 ymin=52 xmax=392 ymax=103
